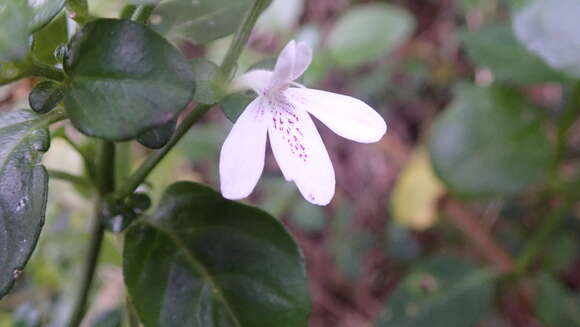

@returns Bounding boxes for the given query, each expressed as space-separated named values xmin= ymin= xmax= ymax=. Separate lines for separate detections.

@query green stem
xmin=0 ymin=57 xmax=65 ymax=86
xmin=0 ymin=57 xmax=66 ymax=85
xmin=28 ymin=60 xmax=66 ymax=82
xmin=126 ymin=297 xmax=140 ymax=327
xmin=67 ymin=141 xmax=115 ymax=327
xmin=114 ymin=0 xmax=270 ymax=201
xmin=48 ymin=169 xmax=91 ymax=189
xmin=114 ymin=104 xmax=211 ymax=199
xmin=43 ymin=108 xmax=67 ymax=125
xmin=552 ymin=81 xmax=580 ymax=172
xmin=219 ymin=0 xmax=271 ymax=79
xmin=514 ymin=201 xmax=571 ymax=275
xmin=131 ymin=5 xmax=155 ymax=23
xmin=120 ymin=5 xmax=137 ymax=19
xmin=513 ymin=83 xmax=580 ymax=276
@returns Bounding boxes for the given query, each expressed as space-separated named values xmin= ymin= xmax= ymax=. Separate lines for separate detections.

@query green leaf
xmin=0 ymin=109 xmax=55 ymax=299
xmin=191 ymin=58 xmax=220 ymax=105
xmin=377 ymin=256 xmax=496 ymax=327
xmin=136 ymin=119 xmax=177 ymax=149
xmin=32 ymin=13 xmax=68 ymax=65
xmin=220 ymin=92 xmax=253 ymax=123
xmin=151 ymin=0 xmax=255 ymax=44
xmin=327 ymin=3 xmax=414 ymax=68
xmin=429 ymin=85 xmax=552 ymax=199
xmin=29 ymin=0 xmax=65 ymax=31
xmin=0 ymin=0 xmax=32 ymax=62
xmin=124 ymin=182 xmax=311 ymax=327
xmin=29 ymin=80 xmax=64 ymax=114
xmin=460 ymin=24 xmax=568 ymax=84
xmin=536 ymin=274 xmax=580 ymax=326
xmin=63 ymin=19 xmax=195 ymax=140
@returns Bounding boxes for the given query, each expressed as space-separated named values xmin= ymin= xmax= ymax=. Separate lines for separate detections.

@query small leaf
xmin=150 ymin=0 xmax=256 ymax=44
xmin=377 ymin=256 xmax=496 ymax=327
xmin=0 ymin=109 xmax=54 ymax=299
xmin=429 ymin=85 xmax=552 ymax=199
xmin=327 ymin=3 xmax=414 ymax=68
xmin=63 ymin=19 xmax=195 ymax=140
xmin=29 ymin=0 xmax=65 ymax=31
xmin=0 ymin=0 xmax=32 ymax=62
xmin=29 ymin=80 xmax=64 ymax=114
xmin=136 ymin=119 xmax=177 ymax=149
xmin=460 ymin=24 xmax=568 ymax=84
xmin=191 ymin=58 xmax=220 ymax=105
xmin=124 ymin=182 xmax=311 ymax=327
xmin=390 ymin=147 xmax=444 ymax=230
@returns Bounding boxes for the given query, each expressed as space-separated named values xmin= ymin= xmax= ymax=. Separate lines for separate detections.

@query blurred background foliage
xmin=2 ymin=0 xmax=580 ymax=326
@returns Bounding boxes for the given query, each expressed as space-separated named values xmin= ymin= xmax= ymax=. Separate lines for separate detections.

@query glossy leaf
xmin=429 ymin=85 xmax=551 ymax=198
xmin=137 ymin=119 xmax=177 ymax=149
xmin=327 ymin=4 xmax=414 ymax=68
xmin=29 ymin=0 xmax=65 ymax=31
xmin=460 ymin=24 xmax=567 ymax=84
xmin=0 ymin=109 xmax=54 ymax=298
xmin=0 ymin=0 xmax=32 ymax=62
xmin=150 ymin=0 xmax=255 ymax=44
xmin=124 ymin=182 xmax=310 ymax=327
xmin=29 ymin=80 xmax=64 ymax=114
xmin=63 ymin=19 xmax=195 ymax=140
xmin=377 ymin=256 xmax=495 ymax=327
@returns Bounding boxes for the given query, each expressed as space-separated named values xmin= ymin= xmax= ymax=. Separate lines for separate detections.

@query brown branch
xmin=441 ymin=195 xmax=515 ymax=273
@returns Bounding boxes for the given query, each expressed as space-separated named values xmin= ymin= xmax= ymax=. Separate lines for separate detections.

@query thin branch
xmin=441 ymin=196 xmax=515 ymax=273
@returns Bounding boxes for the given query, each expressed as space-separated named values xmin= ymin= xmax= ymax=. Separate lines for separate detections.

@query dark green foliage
xmin=0 ymin=110 xmax=53 ymax=298
xmin=63 ymin=19 xmax=195 ymax=140
xmin=429 ymin=85 xmax=552 ymax=198
xmin=124 ymin=182 xmax=311 ymax=327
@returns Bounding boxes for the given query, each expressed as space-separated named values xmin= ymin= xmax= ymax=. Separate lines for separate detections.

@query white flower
xmin=513 ymin=0 xmax=580 ymax=77
xmin=219 ymin=40 xmax=387 ymax=206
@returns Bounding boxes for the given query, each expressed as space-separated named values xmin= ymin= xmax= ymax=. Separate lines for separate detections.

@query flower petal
xmin=232 ymin=69 xmax=273 ymax=94
xmin=219 ymin=98 xmax=268 ymax=200
xmin=266 ymin=95 xmax=335 ymax=205
xmin=291 ymin=42 xmax=313 ymax=80
xmin=286 ymin=88 xmax=387 ymax=143
xmin=271 ymin=40 xmax=296 ymax=88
